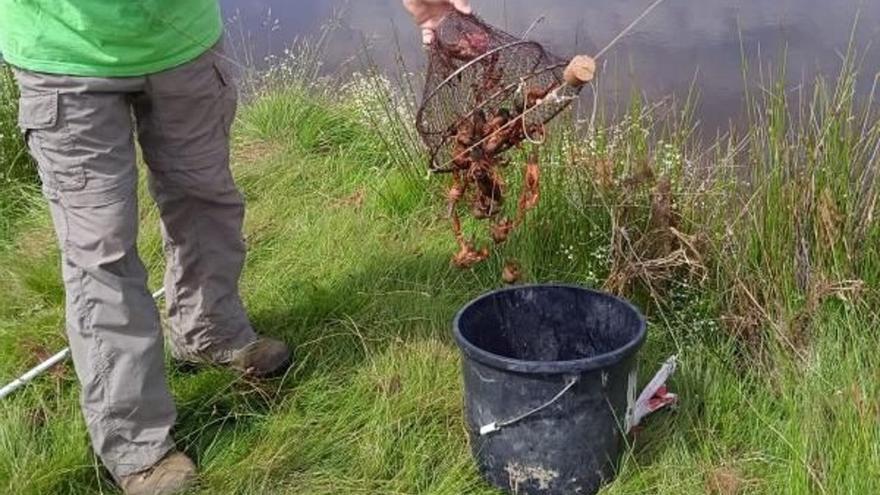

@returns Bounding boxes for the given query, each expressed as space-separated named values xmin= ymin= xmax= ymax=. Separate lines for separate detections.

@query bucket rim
xmin=453 ymin=284 xmax=647 ymax=374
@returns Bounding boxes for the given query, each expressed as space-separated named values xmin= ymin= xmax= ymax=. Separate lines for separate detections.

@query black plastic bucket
xmin=453 ymin=284 xmax=647 ymax=495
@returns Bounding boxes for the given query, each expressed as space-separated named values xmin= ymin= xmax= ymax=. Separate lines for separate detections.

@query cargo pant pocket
xmin=18 ymin=91 xmax=85 ymax=192
xmin=212 ymin=52 xmax=238 ymax=138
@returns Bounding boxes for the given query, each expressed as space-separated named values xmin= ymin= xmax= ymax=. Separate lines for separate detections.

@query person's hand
xmin=403 ymin=0 xmax=472 ymax=45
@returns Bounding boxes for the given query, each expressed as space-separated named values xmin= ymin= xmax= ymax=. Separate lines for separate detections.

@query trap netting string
xmin=594 ymin=0 xmax=666 ymax=60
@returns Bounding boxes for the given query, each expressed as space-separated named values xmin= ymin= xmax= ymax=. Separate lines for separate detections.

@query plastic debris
xmin=626 ymin=355 xmax=678 ymax=432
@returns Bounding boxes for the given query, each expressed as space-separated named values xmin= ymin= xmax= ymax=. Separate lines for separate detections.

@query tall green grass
xmin=0 ymin=35 xmax=878 ymax=494
xmin=0 ymin=64 xmax=38 ymax=244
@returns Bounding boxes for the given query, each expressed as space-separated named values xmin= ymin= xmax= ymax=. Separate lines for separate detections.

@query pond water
xmin=219 ymin=0 xmax=880 ymax=129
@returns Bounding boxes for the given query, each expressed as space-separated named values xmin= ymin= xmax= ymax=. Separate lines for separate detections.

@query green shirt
xmin=0 ymin=0 xmax=223 ymax=77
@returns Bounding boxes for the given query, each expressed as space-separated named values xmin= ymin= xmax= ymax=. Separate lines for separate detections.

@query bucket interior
xmin=456 ymin=285 xmax=644 ymax=363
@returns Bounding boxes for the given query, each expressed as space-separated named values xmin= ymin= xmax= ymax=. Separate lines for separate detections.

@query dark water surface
xmin=220 ymin=0 xmax=880 ymax=128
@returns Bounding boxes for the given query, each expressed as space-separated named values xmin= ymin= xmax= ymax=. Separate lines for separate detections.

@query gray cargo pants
xmin=14 ymin=44 xmax=257 ymax=480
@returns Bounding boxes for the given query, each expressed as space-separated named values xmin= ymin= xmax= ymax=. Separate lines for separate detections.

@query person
xmin=0 ymin=0 xmax=471 ymax=493
xmin=405 ymin=0 xmax=473 ymax=44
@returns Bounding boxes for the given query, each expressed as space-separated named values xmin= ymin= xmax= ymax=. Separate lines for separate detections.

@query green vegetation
xmin=0 ymin=65 xmax=39 ymax=243
xmin=0 ymin=40 xmax=879 ymax=494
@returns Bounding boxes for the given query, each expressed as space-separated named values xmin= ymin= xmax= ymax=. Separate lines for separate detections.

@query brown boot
xmin=174 ymin=336 xmax=292 ymax=378
xmin=119 ymin=451 xmax=196 ymax=495
xmin=228 ymin=337 xmax=292 ymax=377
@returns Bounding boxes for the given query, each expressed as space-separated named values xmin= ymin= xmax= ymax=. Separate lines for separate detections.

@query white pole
xmin=0 ymin=287 xmax=166 ymax=401
xmin=0 ymin=348 xmax=71 ymax=399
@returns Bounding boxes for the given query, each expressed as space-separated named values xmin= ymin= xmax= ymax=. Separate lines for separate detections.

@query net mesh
xmin=416 ymin=12 xmax=582 ymax=171
xmin=415 ymin=12 xmax=588 ymax=273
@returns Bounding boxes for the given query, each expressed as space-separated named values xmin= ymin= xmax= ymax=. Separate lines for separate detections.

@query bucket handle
xmin=479 ymin=375 xmax=580 ymax=436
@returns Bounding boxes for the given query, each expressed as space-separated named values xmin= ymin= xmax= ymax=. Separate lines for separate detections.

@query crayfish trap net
xmin=415 ymin=11 xmax=595 ymax=273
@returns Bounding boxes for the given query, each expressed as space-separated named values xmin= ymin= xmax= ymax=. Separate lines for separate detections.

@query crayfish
xmin=444 ymin=99 xmax=546 ymax=272
xmin=421 ymin=13 xmax=598 ymax=281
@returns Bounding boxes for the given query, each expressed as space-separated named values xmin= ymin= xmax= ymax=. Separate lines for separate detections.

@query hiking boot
xmin=228 ymin=337 xmax=292 ymax=377
xmin=119 ymin=451 xmax=196 ymax=495
xmin=173 ymin=336 xmax=292 ymax=378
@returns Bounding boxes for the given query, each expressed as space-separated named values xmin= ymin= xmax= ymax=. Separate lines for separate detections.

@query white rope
xmin=594 ymin=0 xmax=667 ymax=60
xmin=521 ymin=15 xmax=546 ymax=39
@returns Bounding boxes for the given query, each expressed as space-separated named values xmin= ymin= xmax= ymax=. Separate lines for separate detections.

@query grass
xmin=1 ymin=36 xmax=879 ymax=494
xmin=0 ymin=65 xmax=39 ymax=244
